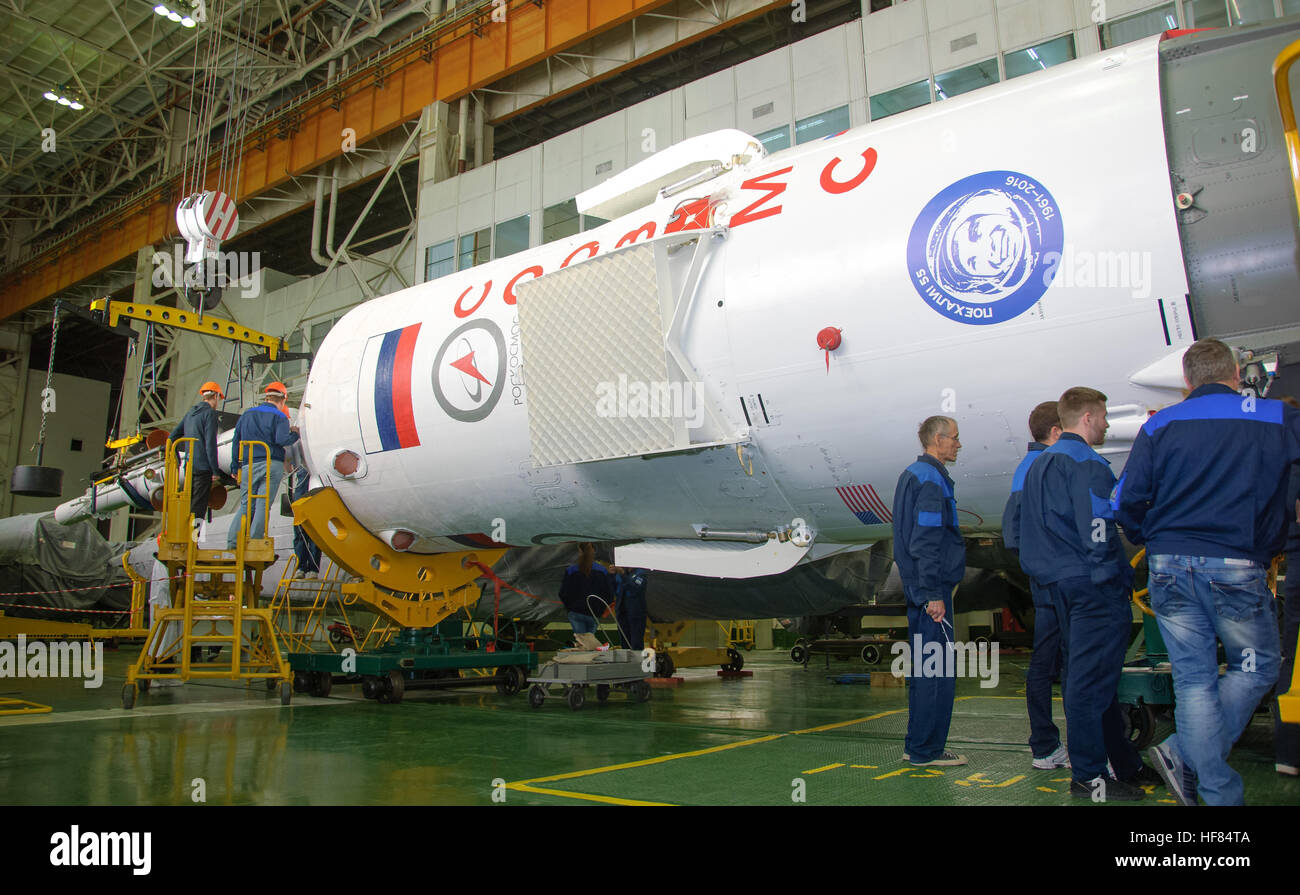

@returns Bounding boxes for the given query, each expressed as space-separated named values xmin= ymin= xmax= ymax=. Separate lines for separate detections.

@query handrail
xmin=1272 ymin=37 xmax=1300 ymax=226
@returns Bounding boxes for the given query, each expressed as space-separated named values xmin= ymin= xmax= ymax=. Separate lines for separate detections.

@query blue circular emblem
xmin=906 ymin=171 xmax=1063 ymax=326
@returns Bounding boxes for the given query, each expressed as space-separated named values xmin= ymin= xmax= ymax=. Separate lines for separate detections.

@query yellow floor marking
xmin=958 ymin=772 xmax=993 ymax=785
xmin=849 ymin=765 xmax=878 ymax=769
xmin=803 ymin=763 xmax=845 ymax=775
xmin=789 ymin=707 xmax=907 ymax=735
xmin=1050 ymin=777 xmax=1071 ymax=782
xmin=1036 ymin=786 xmax=1058 ymax=793
xmin=979 ymin=774 xmax=1025 ymax=788
xmin=1158 ymin=799 xmax=1176 ymax=804
xmin=872 ymin=767 xmax=914 ymax=780
xmin=909 ymin=769 xmax=944 ymax=778
xmin=512 ymin=733 xmax=786 ymax=786
xmin=508 ymin=783 xmax=674 ymax=806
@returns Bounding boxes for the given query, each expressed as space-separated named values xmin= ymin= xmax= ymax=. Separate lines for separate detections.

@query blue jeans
xmin=904 ymin=587 xmax=956 ymax=763
xmin=1026 ymin=580 xmax=1067 ymax=758
xmin=1149 ymin=555 xmax=1280 ymax=805
xmin=1049 ymin=576 xmax=1141 ymax=783
xmin=1277 ymin=549 xmax=1300 ymax=768
xmin=226 ymin=459 xmax=284 ymax=548
xmin=290 ymin=467 xmax=320 ymax=573
xmin=568 ymin=612 xmax=598 ymax=635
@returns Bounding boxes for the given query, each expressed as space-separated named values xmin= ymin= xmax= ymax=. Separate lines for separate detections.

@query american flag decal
xmin=837 ymin=484 xmax=892 ymax=526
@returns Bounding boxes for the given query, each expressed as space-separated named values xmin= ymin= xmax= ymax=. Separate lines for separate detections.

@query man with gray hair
xmin=1116 ymin=338 xmax=1300 ymax=805
xmin=891 ymin=415 xmax=967 ymax=767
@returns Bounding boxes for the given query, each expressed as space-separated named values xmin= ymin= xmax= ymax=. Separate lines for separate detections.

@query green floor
xmin=1 ymin=645 xmax=1295 ymax=806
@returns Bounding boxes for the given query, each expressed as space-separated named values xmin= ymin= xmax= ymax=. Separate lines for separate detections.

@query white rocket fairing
xmin=300 ymin=33 xmax=1213 ymax=578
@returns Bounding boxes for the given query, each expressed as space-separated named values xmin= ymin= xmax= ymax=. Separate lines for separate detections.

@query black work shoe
xmin=1122 ymin=764 xmax=1163 ymax=787
xmin=1069 ymin=775 xmax=1145 ymax=802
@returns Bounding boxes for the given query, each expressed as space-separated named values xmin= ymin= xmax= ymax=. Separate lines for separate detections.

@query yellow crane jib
xmin=90 ymin=299 xmax=288 ymax=361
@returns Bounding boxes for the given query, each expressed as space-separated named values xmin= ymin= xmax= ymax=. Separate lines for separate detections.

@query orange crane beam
xmin=0 ymin=0 xmax=672 ymax=321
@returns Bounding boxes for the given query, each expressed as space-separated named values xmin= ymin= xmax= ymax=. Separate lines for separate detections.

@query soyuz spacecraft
xmin=59 ymin=21 xmax=1300 ymax=588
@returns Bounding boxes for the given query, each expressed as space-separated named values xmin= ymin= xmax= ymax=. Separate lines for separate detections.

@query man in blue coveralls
xmin=1116 ymin=339 xmax=1300 ymax=805
xmin=1002 ymin=400 xmax=1069 ymax=771
xmin=226 ymin=382 xmax=299 ymax=548
xmin=610 ymin=565 xmax=649 ymax=651
xmin=1020 ymin=386 xmax=1153 ymax=801
xmin=892 ymin=415 xmax=967 ymax=768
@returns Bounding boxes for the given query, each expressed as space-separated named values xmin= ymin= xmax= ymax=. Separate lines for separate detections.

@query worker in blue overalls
xmin=1002 ymin=400 xmax=1068 ymax=771
xmin=610 ymin=565 xmax=649 ymax=650
xmin=1020 ymin=386 xmax=1156 ymax=801
xmin=891 ymin=415 xmax=967 ymax=768
xmin=1116 ymin=339 xmax=1299 ymax=805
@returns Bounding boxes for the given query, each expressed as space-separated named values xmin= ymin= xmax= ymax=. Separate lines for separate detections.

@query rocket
xmin=298 ymin=24 xmax=1300 ymax=578
xmin=83 ymin=24 xmax=1300 ymax=583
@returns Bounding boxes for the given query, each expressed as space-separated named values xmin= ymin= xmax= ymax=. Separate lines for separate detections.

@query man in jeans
xmin=1020 ymin=387 xmax=1152 ymax=801
xmin=1116 ymin=338 xmax=1300 ymax=805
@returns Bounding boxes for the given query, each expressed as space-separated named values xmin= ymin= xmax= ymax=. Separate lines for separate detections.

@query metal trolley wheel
xmin=567 ymin=685 xmax=586 ymax=711
xmin=791 ymin=642 xmax=808 ymax=665
xmin=528 ymin=684 xmax=546 ymax=708
xmin=861 ymin=643 xmax=882 ymax=665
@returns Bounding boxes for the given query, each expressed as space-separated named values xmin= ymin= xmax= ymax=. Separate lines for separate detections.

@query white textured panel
xmin=793 ymin=29 xmax=849 ymax=119
xmin=615 ymin=537 xmax=810 ymax=577
xmin=456 ymin=164 xmax=495 ymax=234
xmin=863 ymin=0 xmax=926 ymax=52
xmin=736 ymin=47 xmax=790 ymax=99
xmin=625 ymin=93 xmax=674 ymax=164
xmin=516 ymin=244 xmax=678 ymax=466
xmin=998 ymin=0 xmax=1075 ymax=49
xmin=542 ymin=131 xmax=582 ymax=207
xmin=929 ymin=15 xmax=998 ymax=72
xmin=494 ymin=147 xmax=534 ymax=220
xmin=867 ymin=38 xmax=932 ymax=93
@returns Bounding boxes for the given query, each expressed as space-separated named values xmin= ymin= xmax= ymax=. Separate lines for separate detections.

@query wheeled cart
xmin=527 ymin=648 xmax=651 ymax=711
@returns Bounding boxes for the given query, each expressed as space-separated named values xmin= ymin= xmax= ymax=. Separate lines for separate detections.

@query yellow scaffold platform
xmin=122 ymin=437 xmax=292 ymax=709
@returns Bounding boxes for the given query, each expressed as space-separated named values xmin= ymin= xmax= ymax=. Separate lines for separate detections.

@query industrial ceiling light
xmin=167 ymin=10 xmax=182 ymax=21
xmin=181 ymin=16 xmax=196 ymax=27
xmin=43 ymin=87 xmax=85 ymax=110
xmin=154 ymin=3 xmax=169 ymax=13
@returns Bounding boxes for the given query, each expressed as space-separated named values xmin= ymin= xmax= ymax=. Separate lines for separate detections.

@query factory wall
xmin=414 ymin=0 xmax=1281 ymax=271
xmin=12 ymin=371 xmax=109 ymax=516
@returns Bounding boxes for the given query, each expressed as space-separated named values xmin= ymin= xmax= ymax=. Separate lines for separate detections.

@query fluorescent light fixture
xmin=154 ymin=4 xmax=169 ymax=14
xmin=43 ymin=91 xmax=57 ymax=101
xmin=167 ymin=10 xmax=182 ymax=21
xmin=57 ymin=96 xmax=70 ymax=105
xmin=69 ymin=101 xmax=83 ymax=110
xmin=181 ymin=16 xmax=195 ymax=26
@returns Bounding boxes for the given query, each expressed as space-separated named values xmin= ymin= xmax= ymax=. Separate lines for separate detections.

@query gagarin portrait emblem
xmin=432 ymin=318 xmax=506 ymax=423
xmin=907 ymin=171 xmax=1063 ymax=325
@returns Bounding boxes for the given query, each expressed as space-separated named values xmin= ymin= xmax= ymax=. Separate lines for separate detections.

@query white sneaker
xmin=304 ymin=570 xmax=319 ymax=579
xmin=152 ymin=678 xmax=185 ymax=688
xmin=1032 ymin=743 xmax=1071 ymax=770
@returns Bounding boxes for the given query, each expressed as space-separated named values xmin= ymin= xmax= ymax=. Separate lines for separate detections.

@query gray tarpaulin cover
xmin=469 ymin=542 xmax=891 ymax=623
xmin=0 ymin=513 xmax=131 ymax=617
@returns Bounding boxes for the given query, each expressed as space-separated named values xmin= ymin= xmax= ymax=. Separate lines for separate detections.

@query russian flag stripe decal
xmin=360 ymin=323 xmax=422 ymax=454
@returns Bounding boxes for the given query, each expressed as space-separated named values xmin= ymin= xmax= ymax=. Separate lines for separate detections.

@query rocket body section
xmin=301 ymin=34 xmax=1193 ymax=564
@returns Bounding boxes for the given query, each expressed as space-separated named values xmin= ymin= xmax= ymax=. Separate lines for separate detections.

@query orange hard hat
xmin=199 ymin=381 xmax=224 ymax=398
xmin=263 ymin=381 xmax=288 ymax=396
